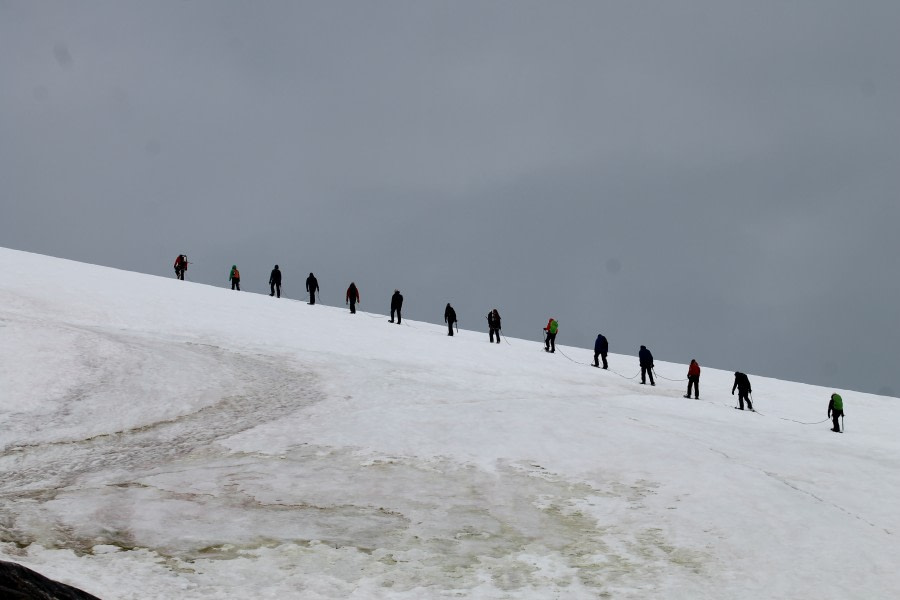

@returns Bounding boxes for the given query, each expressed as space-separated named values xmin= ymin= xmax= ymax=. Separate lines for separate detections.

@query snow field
xmin=0 ymin=247 xmax=898 ymax=599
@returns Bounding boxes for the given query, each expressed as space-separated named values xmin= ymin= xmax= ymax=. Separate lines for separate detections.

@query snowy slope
xmin=0 ymin=247 xmax=897 ymax=599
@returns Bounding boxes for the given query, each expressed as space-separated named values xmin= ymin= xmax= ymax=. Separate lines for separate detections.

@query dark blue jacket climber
xmin=639 ymin=346 xmax=654 ymax=368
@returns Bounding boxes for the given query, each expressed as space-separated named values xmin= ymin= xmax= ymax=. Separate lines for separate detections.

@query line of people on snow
xmin=175 ymin=255 xmax=847 ymax=432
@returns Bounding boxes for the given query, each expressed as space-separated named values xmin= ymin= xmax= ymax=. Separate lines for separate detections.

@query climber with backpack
xmin=544 ymin=318 xmax=558 ymax=353
xmin=306 ymin=273 xmax=319 ymax=305
xmin=639 ymin=345 xmax=655 ymax=386
xmin=389 ymin=290 xmax=403 ymax=324
xmin=269 ymin=265 xmax=282 ymax=298
xmin=828 ymin=393 xmax=844 ymax=433
xmin=685 ymin=359 xmax=701 ymax=399
xmin=346 ymin=282 xmax=360 ymax=313
xmin=732 ymin=372 xmax=753 ymax=410
xmin=174 ymin=255 xmax=188 ymax=280
xmin=444 ymin=303 xmax=457 ymax=336
xmin=593 ymin=334 xmax=609 ymax=369
xmin=487 ymin=309 xmax=501 ymax=343
xmin=229 ymin=265 xmax=241 ymax=291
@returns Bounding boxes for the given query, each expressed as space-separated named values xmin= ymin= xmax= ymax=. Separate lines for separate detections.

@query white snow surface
xmin=0 ymin=247 xmax=897 ymax=599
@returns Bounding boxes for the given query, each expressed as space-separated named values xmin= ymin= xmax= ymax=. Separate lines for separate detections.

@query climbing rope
xmin=363 ymin=312 xmax=416 ymax=330
xmin=554 ymin=346 xmax=585 ymax=365
xmin=731 ymin=398 xmax=828 ymax=425
xmin=362 ymin=311 xmax=414 ymax=328
xmin=765 ymin=413 xmax=830 ymax=425
xmin=652 ymin=368 xmax=687 ymax=382
xmin=608 ymin=368 xmax=641 ymax=380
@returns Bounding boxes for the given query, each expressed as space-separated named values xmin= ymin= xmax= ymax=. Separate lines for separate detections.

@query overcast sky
xmin=2 ymin=1 xmax=898 ymax=397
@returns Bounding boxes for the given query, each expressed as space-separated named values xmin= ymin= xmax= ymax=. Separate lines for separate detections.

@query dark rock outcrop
xmin=0 ymin=560 xmax=100 ymax=599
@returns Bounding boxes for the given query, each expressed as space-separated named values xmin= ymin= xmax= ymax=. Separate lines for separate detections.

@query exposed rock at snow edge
xmin=0 ymin=560 xmax=100 ymax=599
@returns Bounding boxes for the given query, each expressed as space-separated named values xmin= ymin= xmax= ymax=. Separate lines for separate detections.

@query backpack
xmin=233 ymin=268 xmax=240 ymax=279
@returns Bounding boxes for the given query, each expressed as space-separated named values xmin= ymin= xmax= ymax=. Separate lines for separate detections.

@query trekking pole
xmin=842 ymin=414 xmax=845 ymax=433
xmin=455 ymin=321 xmax=459 ymax=334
